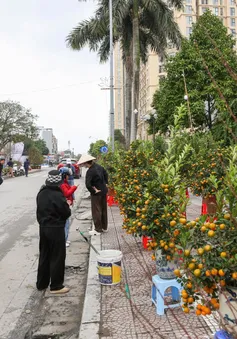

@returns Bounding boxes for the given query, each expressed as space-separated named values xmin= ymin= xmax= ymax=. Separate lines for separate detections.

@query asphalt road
xmin=0 ymin=168 xmax=82 ymax=339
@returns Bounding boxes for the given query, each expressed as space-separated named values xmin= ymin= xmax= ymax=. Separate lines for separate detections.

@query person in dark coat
xmin=7 ymin=158 xmax=14 ymax=177
xmin=0 ymin=156 xmax=5 ymax=186
xmin=78 ymin=154 xmax=108 ymax=235
xmin=24 ymin=159 xmax=30 ymax=177
xmin=36 ymin=170 xmax=71 ymax=294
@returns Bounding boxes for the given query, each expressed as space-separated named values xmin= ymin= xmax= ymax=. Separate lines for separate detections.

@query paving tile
xmin=100 ymin=200 xmax=219 ymax=339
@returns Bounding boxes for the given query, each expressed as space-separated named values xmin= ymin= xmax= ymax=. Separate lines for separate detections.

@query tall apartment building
xmin=52 ymin=135 xmax=58 ymax=155
xmin=137 ymin=0 xmax=237 ymax=139
xmin=114 ymin=42 xmax=125 ymax=134
xmin=37 ymin=127 xmax=54 ymax=154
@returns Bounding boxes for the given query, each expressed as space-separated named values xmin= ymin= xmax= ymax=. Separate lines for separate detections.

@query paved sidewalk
xmin=80 ymin=194 xmax=220 ymax=339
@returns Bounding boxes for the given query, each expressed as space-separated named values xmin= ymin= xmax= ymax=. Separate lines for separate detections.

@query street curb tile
xmin=79 ymin=230 xmax=102 ymax=339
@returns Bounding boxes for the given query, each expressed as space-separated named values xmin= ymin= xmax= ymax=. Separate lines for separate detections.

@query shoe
xmin=89 ymin=230 xmax=102 ymax=236
xmin=66 ymin=242 xmax=70 ymax=247
xmin=102 ymin=229 xmax=108 ymax=233
xmin=67 ymin=240 xmax=71 ymax=244
xmin=50 ymin=287 xmax=70 ymax=294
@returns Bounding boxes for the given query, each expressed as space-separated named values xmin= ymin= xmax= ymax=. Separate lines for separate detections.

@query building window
xmin=201 ymin=0 xmax=208 ymax=3
xmin=230 ymin=7 xmax=235 ymax=16
xmin=186 ymin=16 xmax=193 ymax=24
xmin=220 ymin=0 xmax=223 ymax=4
xmin=213 ymin=0 xmax=218 ymax=4
xmin=185 ymin=5 xmax=192 ymax=13
xmin=159 ymin=65 xmax=165 ymax=73
xmin=213 ymin=7 xmax=219 ymax=15
xmin=186 ymin=0 xmax=192 ymax=3
xmin=202 ymin=7 xmax=208 ymax=13
xmin=231 ymin=29 xmax=236 ymax=35
xmin=220 ymin=7 xmax=224 ymax=15
xmin=231 ymin=18 xmax=236 ymax=26
xmin=186 ymin=27 xmax=193 ymax=36
xmin=230 ymin=0 xmax=235 ymax=5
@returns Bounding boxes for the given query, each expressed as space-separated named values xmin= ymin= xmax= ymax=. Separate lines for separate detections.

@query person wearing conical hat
xmin=78 ymin=154 xmax=109 ymax=235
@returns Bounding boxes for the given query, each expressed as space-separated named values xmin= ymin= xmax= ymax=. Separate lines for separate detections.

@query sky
xmin=0 ymin=0 xmax=109 ymax=154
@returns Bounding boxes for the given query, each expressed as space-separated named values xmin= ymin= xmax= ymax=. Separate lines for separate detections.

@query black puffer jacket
xmin=36 ymin=185 xmax=71 ymax=228
xmin=86 ymin=163 xmax=108 ymax=196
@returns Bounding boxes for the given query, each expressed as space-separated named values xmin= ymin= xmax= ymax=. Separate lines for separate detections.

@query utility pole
xmin=109 ymin=0 xmax=115 ymax=152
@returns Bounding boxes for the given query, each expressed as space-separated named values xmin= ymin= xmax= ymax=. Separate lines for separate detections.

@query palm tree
xmin=67 ymin=0 xmax=182 ymax=144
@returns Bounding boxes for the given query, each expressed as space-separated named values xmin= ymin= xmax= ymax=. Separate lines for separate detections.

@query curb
xmin=78 ymin=230 xmax=102 ymax=339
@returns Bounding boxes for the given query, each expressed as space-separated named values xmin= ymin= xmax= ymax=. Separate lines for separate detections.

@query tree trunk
xmin=124 ymin=63 xmax=132 ymax=148
xmin=130 ymin=0 xmax=140 ymax=143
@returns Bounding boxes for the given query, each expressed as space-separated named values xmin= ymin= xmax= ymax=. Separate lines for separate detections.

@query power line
xmin=0 ymin=80 xmax=97 ymax=97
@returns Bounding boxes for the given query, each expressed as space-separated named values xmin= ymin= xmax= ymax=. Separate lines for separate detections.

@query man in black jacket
xmin=78 ymin=154 xmax=108 ymax=235
xmin=0 ymin=156 xmax=5 ymax=186
xmin=36 ymin=170 xmax=71 ymax=294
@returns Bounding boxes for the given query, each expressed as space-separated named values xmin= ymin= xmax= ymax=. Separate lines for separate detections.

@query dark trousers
xmin=91 ymin=195 xmax=108 ymax=232
xmin=25 ymin=168 xmax=28 ymax=177
xmin=36 ymin=227 xmax=66 ymax=291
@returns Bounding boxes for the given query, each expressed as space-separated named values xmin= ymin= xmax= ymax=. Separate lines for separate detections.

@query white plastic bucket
xmin=97 ymin=250 xmax=123 ymax=285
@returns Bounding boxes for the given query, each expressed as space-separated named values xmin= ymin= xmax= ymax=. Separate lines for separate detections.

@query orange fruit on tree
xmin=188 ymin=297 xmax=194 ymax=304
xmin=220 ymin=280 xmax=226 ymax=287
xmin=197 ymin=304 xmax=202 ymax=310
xmin=211 ymin=268 xmax=218 ymax=276
xmin=179 ymin=218 xmax=187 ymax=225
xmin=164 ymin=188 xmax=169 ymax=193
xmin=174 ymin=269 xmax=181 ymax=277
xmin=170 ymin=220 xmax=176 ymax=227
xmin=188 ymin=263 xmax=196 ymax=270
xmin=194 ymin=269 xmax=201 ymax=277
xmin=210 ymin=298 xmax=218 ymax=305
xmin=219 ymin=269 xmax=225 ymax=276
xmin=220 ymin=252 xmax=227 ymax=258
xmin=198 ymin=248 xmax=204 ymax=255
xmin=196 ymin=309 xmax=202 ymax=316
xmin=232 ymin=272 xmax=237 ymax=279
xmin=205 ymin=270 xmax=211 ymax=277
xmin=214 ymin=303 xmax=220 ymax=309
xmin=201 ymin=226 xmax=206 ymax=232
xmin=219 ymin=223 xmax=226 ymax=230
xmin=183 ymin=307 xmax=190 ymax=314
xmin=208 ymin=230 xmax=215 ymax=237
xmin=184 ymin=249 xmax=191 ymax=257
xmin=141 ymin=225 xmax=147 ymax=231
xmin=182 ymin=292 xmax=188 ymax=299
xmin=186 ymin=282 xmax=192 ymax=289
xmin=204 ymin=245 xmax=212 ymax=252
xmin=224 ymin=213 xmax=230 ymax=220
xmin=198 ymin=263 xmax=204 ymax=269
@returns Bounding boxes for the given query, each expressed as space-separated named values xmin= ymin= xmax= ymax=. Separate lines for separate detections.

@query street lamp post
xmin=143 ymin=109 xmax=157 ymax=143
xmin=109 ymin=0 xmax=115 ymax=152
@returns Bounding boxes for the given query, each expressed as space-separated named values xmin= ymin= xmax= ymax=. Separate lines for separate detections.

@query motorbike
xmin=13 ymin=164 xmax=25 ymax=177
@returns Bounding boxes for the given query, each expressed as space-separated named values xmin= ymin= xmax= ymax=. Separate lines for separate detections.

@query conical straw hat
xmin=78 ymin=154 xmax=96 ymax=165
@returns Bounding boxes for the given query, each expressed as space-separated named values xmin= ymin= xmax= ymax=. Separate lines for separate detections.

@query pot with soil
xmin=155 ymin=249 xmax=180 ymax=280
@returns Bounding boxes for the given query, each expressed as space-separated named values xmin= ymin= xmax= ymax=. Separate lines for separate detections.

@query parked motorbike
xmin=13 ymin=164 xmax=25 ymax=177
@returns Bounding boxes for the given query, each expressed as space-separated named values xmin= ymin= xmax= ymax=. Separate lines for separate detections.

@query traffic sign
xmin=100 ymin=146 xmax=108 ymax=154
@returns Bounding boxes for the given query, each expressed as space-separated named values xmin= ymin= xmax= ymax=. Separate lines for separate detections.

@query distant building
xmin=37 ymin=127 xmax=54 ymax=154
xmin=52 ymin=135 xmax=58 ymax=155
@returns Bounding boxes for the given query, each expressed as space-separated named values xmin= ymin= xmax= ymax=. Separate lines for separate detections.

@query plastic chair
xmin=151 ymin=275 xmax=182 ymax=315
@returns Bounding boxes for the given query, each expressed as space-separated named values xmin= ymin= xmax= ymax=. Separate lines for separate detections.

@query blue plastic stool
xmin=214 ymin=330 xmax=234 ymax=339
xmin=151 ymin=275 xmax=182 ymax=315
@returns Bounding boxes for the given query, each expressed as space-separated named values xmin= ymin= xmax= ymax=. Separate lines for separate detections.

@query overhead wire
xmin=0 ymin=80 xmax=97 ymax=97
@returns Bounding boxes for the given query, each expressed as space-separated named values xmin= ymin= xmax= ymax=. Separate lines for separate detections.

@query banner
xmin=11 ymin=142 xmax=24 ymax=162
